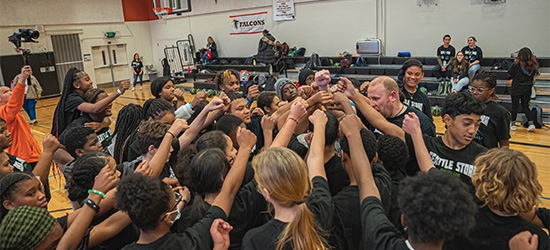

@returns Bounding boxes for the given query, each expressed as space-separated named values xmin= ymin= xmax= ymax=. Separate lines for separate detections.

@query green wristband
xmin=88 ymin=189 xmax=106 ymax=198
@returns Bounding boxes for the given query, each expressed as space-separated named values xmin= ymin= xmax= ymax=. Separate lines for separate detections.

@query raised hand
xmin=236 ymin=127 xmax=257 ymax=150
xmin=359 ymin=81 xmax=370 ymax=93
xmin=509 ymin=231 xmax=538 ymax=250
xmin=338 ymin=77 xmax=357 ymax=99
xmin=247 ymin=85 xmax=259 ymax=102
xmin=118 ymin=80 xmax=130 ymax=94
xmin=134 ymin=160 xmax=152 ymax=176
xmin=261 ymin=115 xmax=276 ymax=131
xmin=42 ymin=133 xmax=60 ymax=154
xmin=19 ymin=65 xmax=32 ymax=84
xmin=314 ymin=69 xmax=331 ymax=91
xmin=309 ymin=109 xmax=328 ymax=127
xmin=205 ymin=97 xmax=225 ymax=112
xmin=298 ymin=85 xmax=314 ymax=99
xmin=219 ymin=92 xmax=231 ymax=112
xmin=339 ymin=114 xmax=364 ymax=137
xmin=174 ymin=88 xmax=185 ymax=101
xmin=288 ymin=98 xmax=307 ymax=121
xmin=211 ymin=219 xmax=233 ymax=250
xmin=191 ymin=91 xmax=208 ymax=108
xmin=93 ymin=165 xmax=120 ymax=194
xmin=402 ymin=112 xmax=421 ymax=136
xmin=168 ymin=118 xmax=189 ymax=137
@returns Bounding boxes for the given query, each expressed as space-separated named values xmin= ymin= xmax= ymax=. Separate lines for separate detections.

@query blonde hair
xmin=472 ymin=148 xmax=542 ymax=214
xmin=370 ymin=76 xmax=399 ymax=95
xmin=252 ymin=147 xmax=327 ymax=250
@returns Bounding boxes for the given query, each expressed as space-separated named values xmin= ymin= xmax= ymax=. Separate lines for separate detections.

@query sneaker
xmin=527 ymin=124 xmax=536 ymax=132
xmin=140 ymin=86 xmax=143 ymax=90
xmin=29 ymin=120 xmax=37 ymax=125
xmin=510 ymin=124 xmax=517 ymax=131
xmin=132 ymin=87 xmax=135 ymax=91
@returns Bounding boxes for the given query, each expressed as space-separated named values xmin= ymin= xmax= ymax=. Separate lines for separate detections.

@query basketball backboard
xmin=153 ymin=0 xmax=191 ymax=15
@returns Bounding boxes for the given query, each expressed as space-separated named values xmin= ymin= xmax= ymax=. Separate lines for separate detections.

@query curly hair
xmin=142 ymin=98 xmax=174 ymax=121
xmin=472 ymin=148 xmax=542 ymax=214
xmin=441 ymin=92 xmax=485 ymax=119
xmin=66 ymin=152 xmax=109 ymax=203
xmin=150 ymin=76 xmax=172 ymax=98
xmin=471 ymin=70 xmax=497 ymax=89
xmin=83 ymin=88 xmax=106 ymax=103
xmin=0 ymin=172 xmax=34 ymax=221
xmin=215 ymin=69 xmax=239 ymax=91
xmin=340 ymin=128 xmax=377 ymax=163
xmin=399 ymin=170 xmax=477 ymax=244
xmin=58 ymin=126 xmax=95 ymax=158
xmin=116 ymin=173 xmax=171 ymax=231
xmin=377 ymin=134 xmax=409 ymax=173
xmin=136 ymin=120 xmax=170 ymax=155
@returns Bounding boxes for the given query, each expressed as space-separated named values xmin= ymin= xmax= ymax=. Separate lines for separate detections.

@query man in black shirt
xmin=434 ymin=34 xmax=456 ymax=80
xmin=470 ymin=71 xmax=511 ymax=148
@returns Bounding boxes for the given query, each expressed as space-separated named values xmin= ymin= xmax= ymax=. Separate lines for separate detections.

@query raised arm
xmin=271 ymin=100 xmax=307 ymax=148
xmin=402 ymin=112 xmax=435 ymax=172
xmin=2 ymin=66 xmax=31 ymax=121
xmin=338 ymin=77 xmax=405 ymax=141
xmin=178 ymin=96 xmax=225 ymax=148
xmin=340 ymin=115 xmax=380 ymax=201
xmin=32 ymin=134 xmax=60 ymax=184
xmin=212 ymin=128 xmax=257 ymax=215
xmin=77 ymin=81 xmax=129 ymax=114
xmin=149 ymin=119 xmax=188 ymax=177
xmin=307 ymin=110 xmax=327 ymax=180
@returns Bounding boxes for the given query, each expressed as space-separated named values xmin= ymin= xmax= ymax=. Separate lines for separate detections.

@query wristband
xmin=166 ymin=131 xmax=176 ymax=139
xmin=87 ymin=189 xmax=106 ymax=198
xmin=117 ymin=89 xmax=123 ymax=95
xmin=83 ymin=198 xmax=100 ymax=214
xmin=288 ymin=117 xmax=299 ymax=124
xmin=187 ymin=102 xmax=194 ymax=111
xmin=245 ymin=97 xmax=253 ymax=105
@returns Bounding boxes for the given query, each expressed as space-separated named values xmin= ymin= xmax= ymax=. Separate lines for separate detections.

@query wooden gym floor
xmin=24 ymin=82 xmax=550 ymax=218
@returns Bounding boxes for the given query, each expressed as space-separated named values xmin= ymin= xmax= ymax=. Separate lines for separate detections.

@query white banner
xmin=230 ymin=12 xmax=267 ymax=35
xmin=273 ymin=0 xmax=295 ymax=21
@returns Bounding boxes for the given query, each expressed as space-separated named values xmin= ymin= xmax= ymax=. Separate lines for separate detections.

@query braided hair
xmin=0 ymin=172 xmax=34 ymax=221
xmin=113 ymin=104 xmax=143 ymax=163
xmin=65 ymin=152 xmax=109 ymax=203
xmin=51 ymin=68 xmax=86 ymax=137
xmin=142 ymin=98 xmax=174 ymax=121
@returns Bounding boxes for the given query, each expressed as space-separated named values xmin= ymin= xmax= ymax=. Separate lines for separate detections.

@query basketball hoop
xmin=153 ymin=7 xmax=172 ymax=24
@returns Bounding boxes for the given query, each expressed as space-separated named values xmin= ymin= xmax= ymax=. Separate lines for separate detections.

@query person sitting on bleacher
xmin=461 ymin=36 xmax=483 ymax=79
xmin=450 ymin=51 xmax=470 ymax=94
xmin=433 ymin=34 xmax=455 ymax=81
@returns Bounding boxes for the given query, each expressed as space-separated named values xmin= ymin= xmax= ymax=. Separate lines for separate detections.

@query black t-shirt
xmin=286 ymin=134 xmax=309 ymax=159
xmin=444 ymin=206 xmax=549 ymax=250
xmin=361 ymin=196 xmax=409 ymax=250
xmin=9 ymin=153 xmax=32 ymax=173
xmin=461 ymin=46 xmax=483 ymax=63
xmin=330 ymin=162 xmax=392 ymax=250
xmin=64 ymin=114 xmax=114 ymax=150
xmin=242 ymin=177 xmax=334 ymax=250
xmin=437 ymin=45 xmax=456 ymax=66
xmin=508 ymin=63 xmax=538 ymax=94
xmin=122 ymin=205 xmax=227 ymax=250
xmin=132 ymin=61 xmax=143 ymax=74
xmin=57 ymin=215 xmax=91 ymax=250
xmin=62 ymin=91 xmax=85 ymax=135
xmin=127 ymin=139 xmax=180 ymax=180
xmin=474 ymin=101 xmax=511 ymax=148
xmin=402 ymin=90 xmax=433 ymax=121
xmin=536 ymin=207 xmax=550 ymax=229
xmin=359 ymin=106 xmax=435 ymax=139
xmin=324 ymin=155 xmax=350 ymax=196
xmin=406 ymin=135 xmax=487 ymax=192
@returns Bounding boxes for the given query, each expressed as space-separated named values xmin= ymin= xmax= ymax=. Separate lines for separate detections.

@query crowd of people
xmin=0 ymin=41 xmax=547 ymax=250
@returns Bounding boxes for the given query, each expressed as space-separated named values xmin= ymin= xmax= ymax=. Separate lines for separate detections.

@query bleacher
xmin=183 ymin=55 xmax=550 ymax=123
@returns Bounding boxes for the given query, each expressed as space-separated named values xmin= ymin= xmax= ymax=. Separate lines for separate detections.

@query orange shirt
xmin=0 ymin=83 xmax=41 ymax=162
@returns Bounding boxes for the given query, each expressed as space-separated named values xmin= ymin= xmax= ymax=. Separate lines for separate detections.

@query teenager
xmin=450 ymin=51 xmax=470 ymax=94
xmin=51 ymin=67 xmax=129 ymax=137
xmin=108 ymin=103 xmax=143 ymax=163
xmin=508 ymin=47 xmax=539 ymax=132
xmin=397 ymin=59 xmax=433 ymax=121
xmin=433 ymin=34 xmax=455 ymax=80
xmin=215 ymin=70 xmax=258 ymax=104
xmin=132 ymin=53 xmax=143 ymax=91
xmin=470 ymin=71 xmax=511 ymax=148
xmin=461 ymin=36 xmax=483 ymax=79
xmin=150 ymin=76 xmax=186 ymax=109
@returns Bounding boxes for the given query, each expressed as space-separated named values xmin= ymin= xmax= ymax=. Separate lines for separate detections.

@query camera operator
xmin=0 ymin=65 xmax=42 ymax=168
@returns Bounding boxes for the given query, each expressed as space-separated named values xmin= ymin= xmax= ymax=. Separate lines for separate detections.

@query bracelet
xmin=87 ymin=189 xmax=106 ymax=198
xmin=245 ymin=97 xmax=253 ymax=105
xmin=117 ymin=89 xmax=123 ymax=95
xmin=288 ymin=117 xmax=299 ymax=124
xmin=187 ymin=102 xmax=194 ymax=111
xmin=166 ymin=131 xmax=176 ymax=139
xmin=83 ymin=198 xmax=100 ymax=214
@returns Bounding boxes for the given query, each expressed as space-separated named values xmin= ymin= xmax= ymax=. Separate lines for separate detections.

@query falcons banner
xmin=230 ymin=12 xmax=267 ymax=35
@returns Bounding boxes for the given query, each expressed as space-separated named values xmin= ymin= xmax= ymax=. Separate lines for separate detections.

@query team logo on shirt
xmin=429 ymin=151 xmax=476 ymax=177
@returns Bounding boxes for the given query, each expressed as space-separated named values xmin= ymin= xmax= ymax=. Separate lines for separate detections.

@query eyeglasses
xmin=468 ymin=86 xmax=486 ymax=93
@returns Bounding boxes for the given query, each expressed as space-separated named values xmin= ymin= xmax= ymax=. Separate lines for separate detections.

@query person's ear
xmin=3 ymin=199 xmax=15 ymax=210
xmin=401 ymin=214 xmax=407 ymax=228
xmin=260 ymin=187 xmax=271 ymax=202
xmin=147 ymin=145 xmax=157 ymax=155
xmin=370 ymin=153 xmax=378 ymax=166
xmin=442 ymin=113 xmax=452 ymax=125
xmin=73 ymin=81 xmax=80 ymax=90
xmin=264 ymin=107 xmax=272 ymax=114
xmin=75 ymin=148 xmax=85 ymax=157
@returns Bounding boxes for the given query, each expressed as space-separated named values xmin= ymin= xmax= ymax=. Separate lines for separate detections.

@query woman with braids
xmin=51 ymin=67 xmax=129 ymax=137
xmin=107 ymin=103 xmax=143 ymax=163
xmin=242 ymin=110 xmax=333 ymax=250
xmin=446 ymin=148 xmax=549 ymax=250
xmin=508 ymin=47 xmax=539 ymax=132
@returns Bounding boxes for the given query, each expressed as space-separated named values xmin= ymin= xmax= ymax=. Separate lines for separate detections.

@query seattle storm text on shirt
xmin=403 ymin=99 xmax=423 ymax=112
xmin=429 ymin=151 xmax=475 ymax=177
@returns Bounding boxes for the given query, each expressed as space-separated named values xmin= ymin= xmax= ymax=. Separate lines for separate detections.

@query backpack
xmin=306 ymin=53 xmax=321 ymax=69
xmin=244 ymin=56 xmax=254 ymax=65
xmin=522 ymin=106 xmax=544 ymax=128
xmin=491 ymin=59 xmax=513 ymax=70
xmin=295 ymin=47 xmax=306 ymax=57
xmin=281 ymin=42 xmax=290 ymax=56
xmin=341 ymin=51 xmax=352 ymax=62
xmin=285 ymin=58 xmax=295 ymax=69
xmin=320 ymin=57 xmax=331 ymax=67
xmin=355 ymin=56 xmax=367 ymax=67
xmin=220 ymin=59 xmax=229 ymax=65
xmin=230 ymin=60 xmax=241 ymax=65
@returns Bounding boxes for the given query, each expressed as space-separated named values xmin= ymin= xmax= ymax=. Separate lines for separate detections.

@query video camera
xmin=8 ymin=28 xmax=40 ymax=50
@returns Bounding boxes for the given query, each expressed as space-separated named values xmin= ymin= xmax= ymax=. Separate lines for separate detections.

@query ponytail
xmin=276 ymin=203 xmax=327 ymax=250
